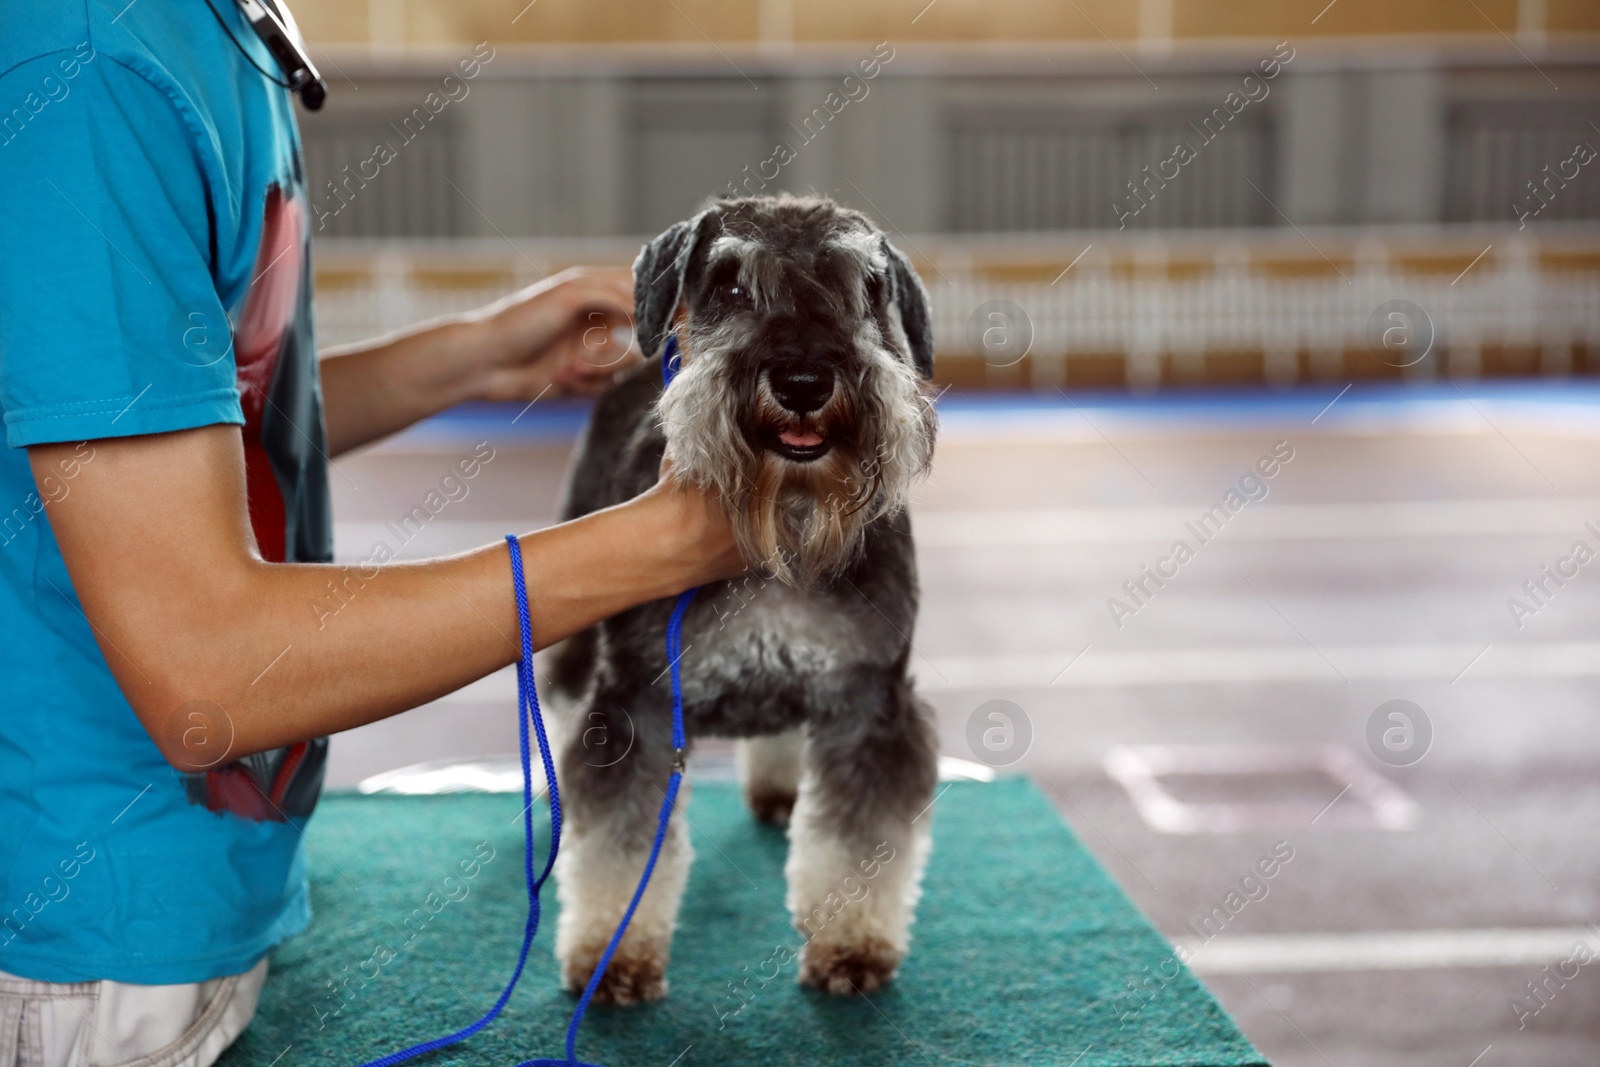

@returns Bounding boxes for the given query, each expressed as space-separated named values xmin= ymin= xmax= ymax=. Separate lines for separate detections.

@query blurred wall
xmin=295 ymin=0 xmax=1599 ymax=47
xmin=291 ymin=0 xmax=1600 ymax=240
xmin=290 ymin=0 xmax=1600 ymax=389
xmin=296 ymin=47 xmax=1600 ymax=240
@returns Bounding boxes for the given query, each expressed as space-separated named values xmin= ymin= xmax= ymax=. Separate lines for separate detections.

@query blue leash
xmin=362 ymin=341 xmax=696 ymax=1067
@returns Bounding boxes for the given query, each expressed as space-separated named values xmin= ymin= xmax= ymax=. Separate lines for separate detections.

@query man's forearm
xmin=320 ymin=315 xmax=490 ymax=456
xmin=100 ymin=489 xmax=719 ymax=769
xmin=319 ymin=268 xmax=639 ymax=456
xmin=162 ymin=495 xmax=707 ymax=767
xmin=33 ymin=422 xmax=736 ymax=769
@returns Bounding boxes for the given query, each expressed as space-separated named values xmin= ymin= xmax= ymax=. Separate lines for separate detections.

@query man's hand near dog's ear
xmin=471 ymin=267 xmax=643 ymax=402
xmin=27 ymin=266 xmax=744 ymax=775
xmin=319 ymin=267 xmax=641 ymax=456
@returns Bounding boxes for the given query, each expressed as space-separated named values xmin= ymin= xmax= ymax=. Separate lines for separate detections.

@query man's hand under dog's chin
xmin=639 ymin=456 xmax=749 ymax=589
xmin=471 ymin=267 xmax=644 ymax=402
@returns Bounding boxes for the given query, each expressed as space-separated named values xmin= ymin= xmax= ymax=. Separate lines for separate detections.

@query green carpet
xmin=219 ymin=779 xmax=1266 ymax=1067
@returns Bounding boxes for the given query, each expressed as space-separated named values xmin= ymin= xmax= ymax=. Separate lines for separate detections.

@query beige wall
xmin=293 ymin=0 xmax=1599 ymax=46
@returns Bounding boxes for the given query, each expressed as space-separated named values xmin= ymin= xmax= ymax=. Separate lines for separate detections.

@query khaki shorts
xmin=0 ymin=960 xmax=266 ymax=1067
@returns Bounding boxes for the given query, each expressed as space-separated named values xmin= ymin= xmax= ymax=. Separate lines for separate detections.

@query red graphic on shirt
xmin=181 ymin=182 xmax=327 ymax=824
xmin=233 ymin=184 xmax=303 ymax=563
xmin=193 ymin=741 xmax=314 ymax=823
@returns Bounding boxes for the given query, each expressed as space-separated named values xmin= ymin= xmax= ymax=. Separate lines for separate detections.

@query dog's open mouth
xmin=769 ymin=424 xmax=831 ymax=462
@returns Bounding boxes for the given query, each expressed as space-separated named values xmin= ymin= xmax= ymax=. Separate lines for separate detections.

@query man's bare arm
xmin=320 ymin=268 xmax=638 ymax=456
xmin=31 ymin=425 xmax=740 ymax=771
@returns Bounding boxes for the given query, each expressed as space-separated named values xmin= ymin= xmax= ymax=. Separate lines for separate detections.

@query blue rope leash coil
xmin=362 ymin=340 xmax=696 ymax=1067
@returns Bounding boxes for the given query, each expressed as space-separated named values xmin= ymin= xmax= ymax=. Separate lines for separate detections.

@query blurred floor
xmin=325 ymin=382 xmax=1600 ymax=1066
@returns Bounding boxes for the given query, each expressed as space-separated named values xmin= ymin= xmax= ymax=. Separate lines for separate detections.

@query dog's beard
xmin=742 ymin=448 xmax=869 ymax=587
xmin=658 ymin=337 xmax=935 ymax=588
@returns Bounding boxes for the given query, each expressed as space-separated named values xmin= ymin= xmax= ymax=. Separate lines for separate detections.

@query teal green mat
xmin=220 ymin=779 xmax=1265 ymax=1067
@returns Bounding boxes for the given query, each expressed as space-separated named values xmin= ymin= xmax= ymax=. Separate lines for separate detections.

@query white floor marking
xmin=354 ymin=753 xmax=992 ymax=796
xmin=1104 ymin=744 xmax=1416 ymax=834
xmin=334 ymin=498 xmax=1600 ymax=561
xmin=919 ymin=641 xmax=1600 ymax=689
xmin=911 ymin=498 xmax=1600 ymax=547
xmin=422 ymin=640 xmax=1600 ymax=705
xmin=1185 ymin=927 xmax=1600 ymax=975
xmin=926 ymin=399 xmax=1600 ymax=444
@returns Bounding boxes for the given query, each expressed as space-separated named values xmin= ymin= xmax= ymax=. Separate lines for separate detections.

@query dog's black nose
xmin=769 ymin=364 xmax=834 ymax=414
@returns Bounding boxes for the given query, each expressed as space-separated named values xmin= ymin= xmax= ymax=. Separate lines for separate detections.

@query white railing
xmin=312 ymin=229 xmax=1600 ymax=385
xmin=929 ymin=258 xmax=1600 ymax=385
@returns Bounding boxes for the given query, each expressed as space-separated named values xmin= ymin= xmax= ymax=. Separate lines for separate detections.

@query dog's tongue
xmin=779 ymin=427 xmax=825 ymax=448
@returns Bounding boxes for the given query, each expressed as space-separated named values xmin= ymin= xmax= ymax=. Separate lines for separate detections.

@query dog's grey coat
xmin=549 ymin=195 xmax=937 ymax=996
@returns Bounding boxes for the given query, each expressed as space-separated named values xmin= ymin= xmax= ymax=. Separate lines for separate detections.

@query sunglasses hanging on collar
xmin=205 ymin=0 xmax=328 ymax=110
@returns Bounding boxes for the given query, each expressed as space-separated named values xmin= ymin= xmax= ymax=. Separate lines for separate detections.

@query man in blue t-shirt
xmin=0 ymin=2 xmax=740 ymax=1062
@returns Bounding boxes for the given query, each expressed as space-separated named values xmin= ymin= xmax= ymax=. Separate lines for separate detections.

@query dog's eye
xmin=723 ymin=283 xmax=752 ymax=308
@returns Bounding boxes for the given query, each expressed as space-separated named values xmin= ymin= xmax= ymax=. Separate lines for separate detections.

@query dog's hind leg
xmin=554 ymin=697 xmax=692 ymax=1005
xmin=737 ymin=729 xmax=804 ymax=825
xmin=534 ymin=635 xmax=587 ymax=756
xmin=785 ymin=673 xmax=937 ymax=995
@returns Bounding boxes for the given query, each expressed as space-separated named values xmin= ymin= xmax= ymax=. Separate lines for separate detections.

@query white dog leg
xmin=783 ymin=680 xmax=937 ymax=995
xmin=555 ymin=719 xmax=693 ymax=1006
xmin=736 ymin=729 xmax=804 ymax=824
xmin=784 ymin=771 xmax=932 ymax=995
xmin=555 ymin=789 xmax=692 ymax=1004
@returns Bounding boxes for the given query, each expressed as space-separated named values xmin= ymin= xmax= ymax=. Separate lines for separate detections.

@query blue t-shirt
xmin=0 ymin=0 xmax=331 ymax=983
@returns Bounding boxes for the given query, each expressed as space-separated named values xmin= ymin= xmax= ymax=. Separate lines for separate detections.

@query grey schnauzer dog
xmin=546 ymin=194 xmax=938 ymax=1005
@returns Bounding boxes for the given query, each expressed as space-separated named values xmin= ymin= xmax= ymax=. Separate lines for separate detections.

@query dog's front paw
xmin=562 ymin=948 xmax=668 ymax=1005
xmin=746 ymin=786 xmax=796 ymax=825
xmin=798 ymin=938 xmax=900 ymax=996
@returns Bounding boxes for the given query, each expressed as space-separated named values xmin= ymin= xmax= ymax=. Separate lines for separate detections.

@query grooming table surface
xmin=220 ymin=780 xmax=1265 ymax=1067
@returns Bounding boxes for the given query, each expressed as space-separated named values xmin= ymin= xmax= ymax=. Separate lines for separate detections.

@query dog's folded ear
xmin=633 ymin=211 xmax=714 ymax=362
xmin=882 ymin=240 xmax=935 ymax=379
